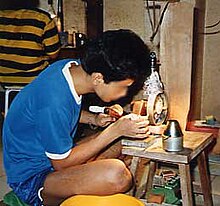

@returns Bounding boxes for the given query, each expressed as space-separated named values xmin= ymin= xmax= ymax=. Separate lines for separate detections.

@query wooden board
xmin=122 ymin=135 xmax=158 ymax=148
xmin=160 ymin=2 xmax=194 ymax=130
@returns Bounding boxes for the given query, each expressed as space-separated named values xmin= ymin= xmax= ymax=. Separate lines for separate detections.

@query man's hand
xmin=108 ymin=114 xmax=166 ymax=139
xmin=110 ymin=114 xmax=150 ymax=139
xmin=95 ymin=113 xmax=116 ymax=127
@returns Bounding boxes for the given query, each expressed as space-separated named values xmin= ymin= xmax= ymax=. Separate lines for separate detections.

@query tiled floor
xmin=193 ymin=165 xmax=220 ymax=206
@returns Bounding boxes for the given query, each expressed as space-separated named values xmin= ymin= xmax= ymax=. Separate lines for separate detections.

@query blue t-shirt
xmin=3 ymin=59 xmax=82 ymax=183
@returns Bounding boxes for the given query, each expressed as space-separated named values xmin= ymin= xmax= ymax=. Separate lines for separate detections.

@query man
xmin=0 ymin=0 xmax=60 ymax=87
xmin=0 ymin=0 xmax=61 ymax=114
xmin=3 ymin=29 xmax=151 ymax=206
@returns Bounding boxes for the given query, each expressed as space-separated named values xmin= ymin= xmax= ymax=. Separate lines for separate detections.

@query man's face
xmin=97 ymin=79 xmax=134 ymax=102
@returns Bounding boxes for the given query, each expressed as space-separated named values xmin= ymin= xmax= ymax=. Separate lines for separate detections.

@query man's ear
xmin=91 ymin=73 xmax=104 ymax=85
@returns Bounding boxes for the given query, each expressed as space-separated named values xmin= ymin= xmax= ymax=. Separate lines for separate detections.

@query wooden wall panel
xmin=160 ymin=2 xmax=194 ymax=129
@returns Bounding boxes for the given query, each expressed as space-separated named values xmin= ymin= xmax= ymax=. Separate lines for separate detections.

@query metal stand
xmin=4 ymin=86 xmax=23 ymax=116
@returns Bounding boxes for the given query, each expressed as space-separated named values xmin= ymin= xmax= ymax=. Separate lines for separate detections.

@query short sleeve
xmin=42 ymin=18 xmax=61 ymax=55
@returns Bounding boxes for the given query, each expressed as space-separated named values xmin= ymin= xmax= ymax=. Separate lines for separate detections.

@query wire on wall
xmin=205 ymin=19 xmax=220 ymax=29
xmin=150 ymin=1 xmax=169 ymax=41
xmin=146 ymin=0 xmax=155 ymax=33
xmin=145 ymin=0 xmax=169 ymax=42
xmin=202 ymin=18 xmax=220 ymax=35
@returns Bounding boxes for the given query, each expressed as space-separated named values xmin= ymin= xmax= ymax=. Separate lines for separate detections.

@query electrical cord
xmin=150 ymin=1 xmax=169 ymax=42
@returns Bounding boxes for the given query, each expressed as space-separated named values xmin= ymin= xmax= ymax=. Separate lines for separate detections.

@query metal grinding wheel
xmin=147 ymin=92 xmax=168 ymax=125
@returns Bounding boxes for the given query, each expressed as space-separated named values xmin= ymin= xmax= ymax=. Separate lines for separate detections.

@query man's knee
xmin=106 ymin=159 xmax=133 ymax=193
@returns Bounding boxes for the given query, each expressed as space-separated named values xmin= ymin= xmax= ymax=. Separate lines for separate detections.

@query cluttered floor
xmin=1 ymin=115 xmax=220 ymax=205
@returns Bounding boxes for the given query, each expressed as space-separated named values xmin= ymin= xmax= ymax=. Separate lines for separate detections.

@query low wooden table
xmin=122 ymin=131 xmax=214 ymax=206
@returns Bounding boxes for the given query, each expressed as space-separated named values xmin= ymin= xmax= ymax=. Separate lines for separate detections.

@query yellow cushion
xmin=60 ymin=194 xmax=144 ymax=206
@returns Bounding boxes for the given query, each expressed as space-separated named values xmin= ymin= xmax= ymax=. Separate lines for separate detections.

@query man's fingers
xmin=136 ymin=120 xmax=149 ymax=127
xmin=148 ymin=125 xmax=166 ymax=134
xmin=136 ymin=127 xmax=149 ymax=134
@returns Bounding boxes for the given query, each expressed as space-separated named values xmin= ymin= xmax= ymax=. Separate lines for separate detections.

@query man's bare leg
xmin=42 ymin=159 xmax=132 ymax=205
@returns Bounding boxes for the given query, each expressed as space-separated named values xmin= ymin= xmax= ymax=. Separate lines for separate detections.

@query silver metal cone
xmin=163 ymin=120 xmax=183 ymax=152
xmin=163 ymin=120 xmax=183 ymax=137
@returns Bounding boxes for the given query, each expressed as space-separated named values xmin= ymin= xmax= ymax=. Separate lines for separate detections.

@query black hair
xmin=0 ymin=0 xmax=39 ymax=10
xmin=81 ymin=29 xmax=151 ymax=85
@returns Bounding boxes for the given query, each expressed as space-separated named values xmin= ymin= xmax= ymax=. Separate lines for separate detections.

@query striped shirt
xmin=0 ymin=8 xmax=61 ymax=87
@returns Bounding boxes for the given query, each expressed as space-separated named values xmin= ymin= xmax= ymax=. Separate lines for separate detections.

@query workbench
xmin=122 ymin=131 xmax=214 ymax=206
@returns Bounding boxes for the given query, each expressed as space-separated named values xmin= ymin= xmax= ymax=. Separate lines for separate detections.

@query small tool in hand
xmin=89 ymin=104 xmax=124 ymax=119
